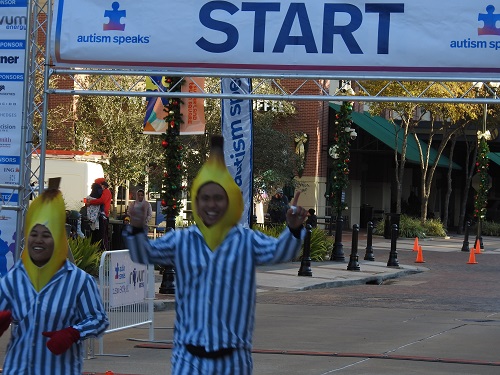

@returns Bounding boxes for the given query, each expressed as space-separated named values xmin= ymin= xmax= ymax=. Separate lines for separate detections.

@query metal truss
xmin=10 ymin=0 xmax=500 ymax=256
xmin=48 ymin=68 xmax=500 ymax=104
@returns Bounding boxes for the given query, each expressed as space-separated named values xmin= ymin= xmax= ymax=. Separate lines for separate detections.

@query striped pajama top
xmin=125 ymin=225 xmax=303 ymax=353
xmin=0 ymin=260 xmax=109 ymax=375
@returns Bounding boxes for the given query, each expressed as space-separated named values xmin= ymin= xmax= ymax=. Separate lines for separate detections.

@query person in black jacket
xmin=267 ymin=188 xmax=289 ymax=224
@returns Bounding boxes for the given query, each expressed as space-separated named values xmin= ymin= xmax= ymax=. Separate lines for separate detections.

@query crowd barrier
xmin=94 ymin=249 xmax=155 ymax=356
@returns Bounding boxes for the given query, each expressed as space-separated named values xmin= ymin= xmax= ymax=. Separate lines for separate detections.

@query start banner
xmin=51 ymin=0 xmax=500 ymax=78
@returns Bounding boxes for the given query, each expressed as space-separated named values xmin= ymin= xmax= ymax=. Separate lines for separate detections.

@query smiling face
xmin=195 ymin=183 xmax=229 ymax=227
xmin=27 ymin=224 xmax=55 ymax=267
xmin=136 ymin=190 xmax=145 ymax=202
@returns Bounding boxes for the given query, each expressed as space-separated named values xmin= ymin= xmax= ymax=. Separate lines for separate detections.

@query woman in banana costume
xmin=0 ymin=181 xmax=109 ymax=375
xmin=124 ymin=135 xmax=308 ymax=375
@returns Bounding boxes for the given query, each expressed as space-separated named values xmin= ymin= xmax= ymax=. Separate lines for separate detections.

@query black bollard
xmin=364 ymin=221 xmax=375 ymax=261
xmin=461 ymin=220 xmax=471 ymax=252
xmin=159 ymin=264 xmax=176 ymax=294
xmin=347 ymin=224 xmax=361 ymax=271
xmin=387 ymin=224 xmax=399 ymax=267
xmin=298 ymin=224 xmax=313 ymax=277
xmin=474 ymin=217 xmax=484 ymax=250
xmin=330 ymin=217 xmax=345 ymax=262
xmin=159 ymin=224 xmax=176 ymax=295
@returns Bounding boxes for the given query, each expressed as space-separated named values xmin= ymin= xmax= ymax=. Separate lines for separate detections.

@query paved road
xmin=1 ymin=234 xmax=499 ymax=374
xmin=257 ymin=246 xmax=500 ymax=312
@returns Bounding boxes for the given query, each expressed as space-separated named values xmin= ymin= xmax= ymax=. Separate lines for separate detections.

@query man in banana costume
xmin=0 ymin=180 xmax=109 ymax=374
xmin=124 ymin=135 xmax=307 ymax=375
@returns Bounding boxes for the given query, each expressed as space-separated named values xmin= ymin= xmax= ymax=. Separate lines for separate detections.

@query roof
xmin=329 ymin=103 xmax=461 ymax=170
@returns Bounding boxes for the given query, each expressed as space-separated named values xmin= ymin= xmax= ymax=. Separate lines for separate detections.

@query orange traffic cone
xmin=474 ymin=239 xmax=481 ymax=254
xmin=412 ymin=237 xmax=419 ymax=251
xmin=105 ymin=371 xmax=114 ymax=375
xmin=415 ymin=245 xmax=425 ymax=263
xmin=467 ymin=247 xmax=478 ymax=264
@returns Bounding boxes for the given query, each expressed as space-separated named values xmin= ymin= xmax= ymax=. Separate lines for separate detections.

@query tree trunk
xmin=457 ymin=141 xmax=477 ymax=234
xmin=443 ymin=137 xmax=457 ymax=230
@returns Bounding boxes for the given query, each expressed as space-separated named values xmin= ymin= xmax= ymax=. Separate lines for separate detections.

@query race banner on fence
xmin=221 ymin=78 xmax=253 ymax=227
xmin=109 ymin=251 xmax=147 ymax=308
xmin=51 ymin=0 xmax=500 ymax=78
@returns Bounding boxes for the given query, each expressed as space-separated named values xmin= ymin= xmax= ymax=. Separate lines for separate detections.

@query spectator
xmin=0 ymin=179 xmax=108 ymax=374
xmin=86 ymin=179 xmax=112 ymax=250
xmin=123 ymin=136 xmax=307 ymax=374
xmin=267 ymin=188 xmax=289 ymax=224
xmin=128 ymin=189 xmax=153 ymax=232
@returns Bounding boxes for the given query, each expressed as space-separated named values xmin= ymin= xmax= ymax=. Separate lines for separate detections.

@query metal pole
xmin=364 ymin=221 xmax=375 ymax=261
xmin=159 ymin=215 xmax=175 ymax=294
xmin=298 ymin=224 xmax=313 ymax=276
xmin=347 ymin=224 xmax=360 ymax=271
xmin=461 ymin=220 xmax=470 ymax=252
xmin=387 ymin=224 xmax=399 ymax=267
xmin=330 ymin=194 xmax=345 ymax=262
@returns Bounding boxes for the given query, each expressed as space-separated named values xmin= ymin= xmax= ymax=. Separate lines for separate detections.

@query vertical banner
xmin=143 ymin=76 xmax=205 ymax=135
xmin=0 ymin=0 xmax=27 ymax=275
xmin=221 ymin=78 xmax=253 ymax=227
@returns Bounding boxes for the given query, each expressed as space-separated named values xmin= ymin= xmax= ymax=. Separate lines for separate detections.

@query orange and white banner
xmin=143 ymin=77 xmax=205 ymax=135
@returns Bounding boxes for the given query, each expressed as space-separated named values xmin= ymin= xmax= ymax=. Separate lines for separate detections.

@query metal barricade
xmin=96 ymin=249 xmax=155 ymax=356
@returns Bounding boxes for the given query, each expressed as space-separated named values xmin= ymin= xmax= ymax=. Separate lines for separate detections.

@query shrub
xmin=297 ymin=227 xmax=333 ymax=261
xmin=479 ymin=220 xmax=500 ymax=236
xmin=254 ymin=224 xmax=333 ymax=261
xmin=68 ymin=237 xmax=103 ymax=276
xmin=423 ymin=218 xmax=447 ymax=237
xmin=373 ymin=214 xmax=447 ymax=238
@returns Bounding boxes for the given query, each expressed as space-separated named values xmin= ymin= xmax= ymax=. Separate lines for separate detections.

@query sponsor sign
xmin=51 ymin=0 xmax=500 ymax=78
xmin=0 ymin=0 xmax=26 ymax=274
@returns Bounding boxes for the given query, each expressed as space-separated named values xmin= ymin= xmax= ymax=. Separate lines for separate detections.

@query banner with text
xmin=221 ymin=78 xmax=253 ymax=227
xmin=109 ymin=251 xmax=147 ymax=308
xmin=51 ymin=0 xmax=500 ymax=78
xmin=0 ymin=0 xmax=27 ymax=275
xmin=143 ymin=76 xmax=205 ymax=135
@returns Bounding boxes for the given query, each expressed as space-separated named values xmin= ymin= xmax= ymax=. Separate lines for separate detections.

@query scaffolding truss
xmin=8 ymin=0 xmax=500 ymax=255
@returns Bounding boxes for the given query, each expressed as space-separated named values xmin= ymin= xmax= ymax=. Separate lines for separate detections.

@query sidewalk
xmin=151 ymin=233 xmax=500 ymax=311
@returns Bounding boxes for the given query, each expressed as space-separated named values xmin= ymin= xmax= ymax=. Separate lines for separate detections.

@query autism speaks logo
xmin=76 ymin=2 xmax=150 ymax=45
xmin=449 ymin=5 xmax=500 ymax=50
xmin=103 ymin=1 xmax=126 ymax=31
xmin=478 ymin=5 xmax=500 ymax=36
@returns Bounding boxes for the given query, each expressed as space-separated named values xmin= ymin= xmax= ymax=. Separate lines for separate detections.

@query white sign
xmin=109 ymin=251 xmax=147 ymax=308
xmin=221 ymin=78 xmax=253 ymax=227
xmin=51 ymin=0 xmax=500 ymax=78
xmin=0 ymin=0 xmax=27 ymax=275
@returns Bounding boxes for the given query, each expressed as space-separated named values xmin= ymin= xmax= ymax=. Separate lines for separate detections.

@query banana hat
xmin=22 ymin=182 xmax=68 ymax=291
xmin=191 ymin=136 xmax=244 ymax=250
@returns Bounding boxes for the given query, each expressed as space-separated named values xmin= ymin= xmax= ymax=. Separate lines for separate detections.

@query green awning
xmin=330 ymin=103 xmax=462 ymax=170
xmin=488 ymin=152 xmax=500 ymax=166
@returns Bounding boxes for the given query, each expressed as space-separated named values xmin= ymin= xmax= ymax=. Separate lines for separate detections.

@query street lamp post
xmin=472 ymin=82 xmax=499 ymax=250
xmin=327 ymin=101 xmax=356 ymax=262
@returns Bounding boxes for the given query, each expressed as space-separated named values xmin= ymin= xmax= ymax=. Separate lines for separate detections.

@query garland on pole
xmin=326 ymin=101 xmax=354 ymax=214
xmin=473 ymin=136 xmax=490 ymax=219
xmin=160 ymin=77 xmax=185 ymax=218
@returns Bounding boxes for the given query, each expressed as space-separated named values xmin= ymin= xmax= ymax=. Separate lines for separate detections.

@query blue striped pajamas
xmin=0 ymin=260 xmax=109 ymax=375
xmin=124 ymin=225 xmax=303 ymax=375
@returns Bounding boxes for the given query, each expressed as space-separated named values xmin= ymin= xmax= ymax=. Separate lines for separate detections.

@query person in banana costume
xmin=0 ymin=179 xmax=109 ymax=375
xmin=124 ymin=135 xmax=307 ymax=375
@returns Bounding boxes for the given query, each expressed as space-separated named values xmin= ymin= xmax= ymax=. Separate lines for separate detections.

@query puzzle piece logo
xmin=478 ymin=5 xmax=500 ymax=36
xmin=103 ymin=1 xmax=126 ymax=31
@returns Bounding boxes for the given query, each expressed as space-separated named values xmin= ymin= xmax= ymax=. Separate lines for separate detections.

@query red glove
xmin=42 ymin=327 xmax=80 ymax=355
xmin=0 ymin=311 xmax=12 ymax=337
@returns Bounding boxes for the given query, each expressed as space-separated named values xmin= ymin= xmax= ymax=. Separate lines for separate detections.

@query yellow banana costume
xmin=22 ymin=185 xmax=68 ymax=291
xmin=191 ymin=136 xmax=244 ymax=250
